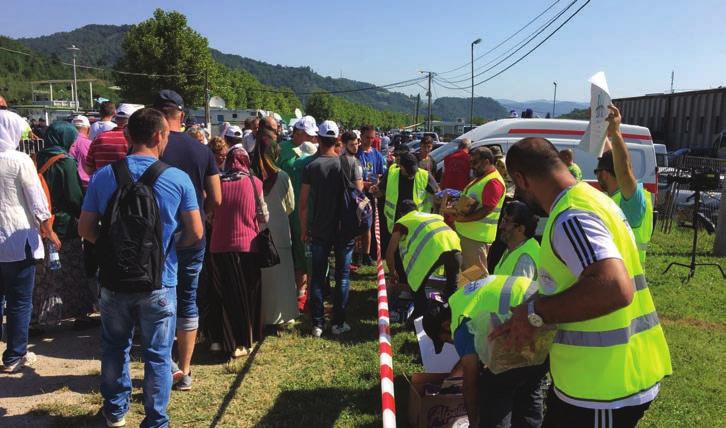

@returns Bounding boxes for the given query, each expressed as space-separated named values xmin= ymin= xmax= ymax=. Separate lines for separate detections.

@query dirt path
xmin=0 ymin=319 xmax=134 ymax=426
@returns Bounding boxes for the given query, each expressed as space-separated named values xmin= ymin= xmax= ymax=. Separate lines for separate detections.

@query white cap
xmin=224 ymin=125 xmax=244 ymax=138
xmin=299 ymin=141 xmax=317 ymax=156
xmin=115 ymin=103 xmax=143 ymax=119
xmin=72 ymin=115 xmax=90 ymax=128
xmin=317 ymin=120 xmax=339 ymax=138
xmin=353 ymin=130 xmax=361 ymax=139
xmin=294 ymin=115 xmax=318 ymax=137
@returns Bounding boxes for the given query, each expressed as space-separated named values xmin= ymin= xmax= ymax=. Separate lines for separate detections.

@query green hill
xmin=12 ymin=24 xmax=507 ymax=121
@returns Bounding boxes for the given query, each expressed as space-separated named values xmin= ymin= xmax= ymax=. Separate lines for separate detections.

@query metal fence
xmin=18 ymin=139 xmax=46 ymax=157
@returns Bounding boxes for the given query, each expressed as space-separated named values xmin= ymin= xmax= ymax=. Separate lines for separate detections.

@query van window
xmin=656 ymin=153 xmax=667 ymax=168
xmin=630 ymin=150 xmax=646 ymax=179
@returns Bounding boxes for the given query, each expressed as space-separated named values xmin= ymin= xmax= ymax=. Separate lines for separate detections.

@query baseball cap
xmin=224 ymin=125 xmax=244 ymax=138
xmin=154 ymin=89 xmax=184 ymax=111
xmin=72 ymin=115 xmax=90 ymax=128
xmin=422 ymin=300 xmax=451 ymax=354
xmin=595 ymin=150 xmax=615 ymax=174
xmin=115 ymin=103 xmax=143 ymax=119
xmin=294 ymin=115 xmax=318 ymax=137
xmin=318 ymin=120 xmax=339 ymax=138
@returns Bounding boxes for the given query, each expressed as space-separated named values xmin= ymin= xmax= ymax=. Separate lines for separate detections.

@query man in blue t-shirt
xmin=156 ymin=89 xmax=221 ymax=391
xmin=79 ymin=108 xmax=203 ymax=428
xmin=355 ymin=125 xmax=387 ymax=265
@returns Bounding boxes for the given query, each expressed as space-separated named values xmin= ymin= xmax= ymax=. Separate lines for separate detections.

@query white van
xmin=430 ymin=118 xmax=658 ymax=196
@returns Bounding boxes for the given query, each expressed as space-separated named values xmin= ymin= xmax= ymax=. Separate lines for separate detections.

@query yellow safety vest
xmin=384 ymin=166 xmax=432 ymax=232
xmin=539 ymin=182 xmax=671 ymax=404
xmin=396 ymin=211 xmax=461 ymax=291
xmin=455 ymin=169 xmax=505 ymax=243
xmin=493 ymin=238 xmax=540 ymax=278
xmin=448 ymin=275 xmax=537 ymax=336
xmin=611 ymin=187 xmax=653 ymax=264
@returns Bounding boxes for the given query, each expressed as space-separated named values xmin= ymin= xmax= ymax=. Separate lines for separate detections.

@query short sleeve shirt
xmin=454 ymin=318 xmax=476 ymax=357
xmin=82 ymin=155 xmax=198 ymax=287
xmin=617 ymin=183 xmax=646 ymax=230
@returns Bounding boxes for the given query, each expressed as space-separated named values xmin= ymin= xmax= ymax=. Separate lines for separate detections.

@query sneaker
xmin=209 ymin=342 xmax=222 ymax=352
xmin=103 ymin=411 xmax=126 ymax=427
xmin=1 ymin=352 xmax=37 ymax=373
xmin=173 ymin=372 xmax=192 ymax=391
xmin=312 ymin=326 xmax=324 ymax=337
xmin=232 ymin=346 xmax=248 ymax=358
xmin=171 ymin=361 xmax=184 ymax=383
xmin=331 ymin=323 xmax=351 ymax=335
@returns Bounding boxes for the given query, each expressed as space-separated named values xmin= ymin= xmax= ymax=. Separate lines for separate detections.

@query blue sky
xmin=2 ymin=0 xmax=725 ymax=102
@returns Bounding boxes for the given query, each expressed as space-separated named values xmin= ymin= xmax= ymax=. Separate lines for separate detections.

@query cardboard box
xmin=457 ymin=265 xmax=487 ymax=288
xmin=408 ymin=373 xmax=469 ymax=428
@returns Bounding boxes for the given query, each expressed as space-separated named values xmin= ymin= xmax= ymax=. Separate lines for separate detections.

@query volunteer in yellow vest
xmin=595 ymin=105 xmax=653 ymax=264
xmin=422 ymin=275 xmax=546 ymax=427
xmin=371 ymin=151 xmax=438 ymax=233
xmin=385 ymin=200 xmax=461 ymax=317
xmin=494 ymin=134 xmax=671 ymax=427
xmin=494 ymin=201 xmax=540 ymax=279
xmin=453 ymin=147 xmax=506 ymax=274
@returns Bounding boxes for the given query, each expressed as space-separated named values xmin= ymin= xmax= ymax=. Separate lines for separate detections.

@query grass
xmin=25 ymin=226 xmax=726 ymax=427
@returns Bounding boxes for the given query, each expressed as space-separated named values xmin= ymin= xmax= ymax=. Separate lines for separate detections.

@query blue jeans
xmin=175 ymin=246 xmax=204 ymax=331
xmin=100 ymin=287 xmax=176 ymax=428
xmin=310 ymin=238 xmax=355 ymax=328
xmin=0 ymin=245 xmax=36 ymax=366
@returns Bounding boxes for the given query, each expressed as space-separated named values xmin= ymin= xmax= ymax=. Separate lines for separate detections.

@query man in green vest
xmin=558 ymin=148 xmax=582 ymax=182
xmin=595 ymin=105 xmax=653 ymax=264
xmin=454 ymin=147 xmax=506 ymax=274
xmin=371 ymin=152 xmax=438 ymax=234
xmin=422 ymin=275 xmax=547 ymax=427
xmin=494 ymin=136 xmax=671 ymax=427
xmin=385 ymin=200 xmax=461 ymax=316
xmin=494 ymin=201 xmax=540 ymax=279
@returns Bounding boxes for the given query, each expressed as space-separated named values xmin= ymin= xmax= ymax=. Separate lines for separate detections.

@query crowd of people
xmin=0 ymin=89 xmax=672 ymax=428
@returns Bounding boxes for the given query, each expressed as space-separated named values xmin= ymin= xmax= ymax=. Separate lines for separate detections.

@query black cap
xmin=153 ymin=89 xmax=184 ymax=111
xmin=596 ymin=150 xmax=615 ymax=174
xmin=398 ymin=152 xmax=419 ymax=174
xmin=422 ymin=300 xmax=451 ymax=354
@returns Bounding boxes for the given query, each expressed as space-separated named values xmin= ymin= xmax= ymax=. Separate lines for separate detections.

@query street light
xmin=470 ymin=38 xmax=482 ymax=127
xmin=67 ymin=45 xmax=80 ymax=111
xmin=552 ymin=81 xmax=557 ymax=118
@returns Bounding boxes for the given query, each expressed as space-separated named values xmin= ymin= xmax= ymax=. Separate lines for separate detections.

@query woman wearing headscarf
xmin=208 ymin=148 xmax=268 ymax=357
xmin=0 ymin=110 xmax=59 ymax=372
xmin=257 ymin=134 xmax=298 ymax=326
xmin=33 ymin=121 xmax=94 ymax=331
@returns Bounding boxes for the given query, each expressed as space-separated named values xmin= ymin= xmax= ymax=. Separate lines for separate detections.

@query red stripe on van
xmin=507 ymin=128 xmax=652 ymax=141
xmin=586 ymin=180 xmax=658 ymax=195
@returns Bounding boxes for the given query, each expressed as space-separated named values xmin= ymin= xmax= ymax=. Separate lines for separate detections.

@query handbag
xmin=248 ymin=173 xmax=280 ymax=268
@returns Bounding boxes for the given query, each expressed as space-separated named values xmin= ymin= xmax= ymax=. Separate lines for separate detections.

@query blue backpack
xmin=338 ymin=156 xmax=372 ymax=241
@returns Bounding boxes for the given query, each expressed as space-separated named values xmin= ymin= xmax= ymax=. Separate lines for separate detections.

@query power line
xmin=435 ymin=0 xmax=562 ymax=76
xmin=440 ymin=0 xmax=579 ymax=85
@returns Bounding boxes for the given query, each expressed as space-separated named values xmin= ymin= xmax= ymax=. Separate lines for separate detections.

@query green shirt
xmin=568 ymin=163 xmax=582 ymax=182
xmin=277 ymin=140 xmax=299 ymax=178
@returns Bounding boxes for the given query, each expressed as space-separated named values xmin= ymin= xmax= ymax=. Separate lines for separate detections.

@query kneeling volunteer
xmin=385 ymin=199 xmax=461 ymax=318
xmin=423 ymin=275 xmax=547 ymax=427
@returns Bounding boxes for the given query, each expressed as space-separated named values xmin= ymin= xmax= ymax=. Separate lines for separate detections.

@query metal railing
xmin=18 ymin=139 xmax=47 ymax=156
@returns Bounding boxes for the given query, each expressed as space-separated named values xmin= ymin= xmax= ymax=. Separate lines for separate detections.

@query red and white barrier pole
xmin=373 ymin=199 xmax=396 ymax=427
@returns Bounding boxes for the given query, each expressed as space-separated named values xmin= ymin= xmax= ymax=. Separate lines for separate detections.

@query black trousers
xmin=542 ymin=388 xmax=652 ymax=428
xmin=478 ymin=361 xmax=549 ymax=428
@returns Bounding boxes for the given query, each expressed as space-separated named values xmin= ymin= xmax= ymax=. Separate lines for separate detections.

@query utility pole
xmin=470 ymin=38 xmax=481 ymax=126
xmin=67 ymin=45 xmax=80 ymax=110
xmin=420 ymin=71 xmax=434 ymax=132
xmin=413 ymin=94 xmax=420 ymax=130
xmin=204 ymin=69 xmax=211 ymax=133
xmin=552 ymin=81 xmax=558 ymax=118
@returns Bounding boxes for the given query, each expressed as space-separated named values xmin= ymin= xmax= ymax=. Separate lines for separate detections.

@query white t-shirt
xmin=89 ymin=120 xmax=116 ymax=140
xmin=243 ymin=132 xmax=256 ymax=153
xmin=540 ymin=189 xmax=659 ymax=410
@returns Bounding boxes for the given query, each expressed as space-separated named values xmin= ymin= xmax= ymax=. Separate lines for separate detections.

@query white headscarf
xmin=0 ymin=110 xmax=26 ymax=152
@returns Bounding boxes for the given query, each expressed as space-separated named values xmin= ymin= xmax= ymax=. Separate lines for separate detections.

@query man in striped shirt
xmin=84 ymin=104 xmax=141 ymax=175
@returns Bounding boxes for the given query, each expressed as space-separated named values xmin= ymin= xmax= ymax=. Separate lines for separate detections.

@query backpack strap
xmin=139 ymin=161 xmax=170 ymax=187
xmin=37 ymin=153 xmax=67 ymax=175
xmin=111 ymin=158 xmax=134 ymax=187
xmin=339 ymin=156 xmax=352 ymax=189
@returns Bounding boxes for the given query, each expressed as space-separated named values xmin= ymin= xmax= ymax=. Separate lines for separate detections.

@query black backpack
xmin=338 ymin=156 xmax=372 ymax=242
xmin=97 ymin=159 xmax=170 ymax=293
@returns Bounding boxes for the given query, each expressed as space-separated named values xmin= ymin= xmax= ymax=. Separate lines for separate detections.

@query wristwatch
xmin=527 ymin=300 xmax=544 ymax=328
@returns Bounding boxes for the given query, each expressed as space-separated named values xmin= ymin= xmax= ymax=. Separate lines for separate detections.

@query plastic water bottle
xmin=47 ymin=242 xmax=61 ymax=271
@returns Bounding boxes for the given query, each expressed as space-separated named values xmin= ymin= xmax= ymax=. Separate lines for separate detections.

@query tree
xmin=115 ymin=9 xmax=216 ymax=107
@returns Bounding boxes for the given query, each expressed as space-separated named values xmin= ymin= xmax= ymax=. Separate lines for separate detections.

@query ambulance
xmin=431 ymin=118 xmax=658 ymax=196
